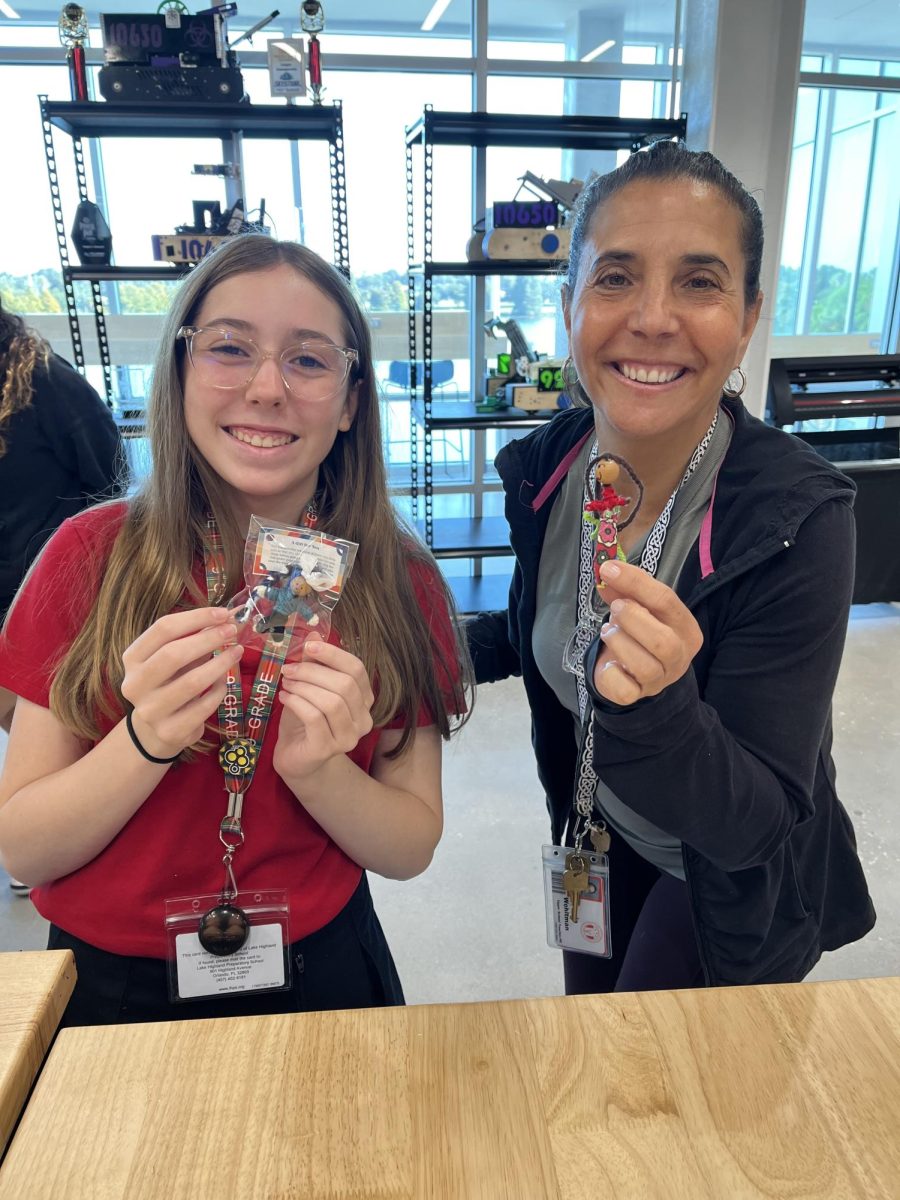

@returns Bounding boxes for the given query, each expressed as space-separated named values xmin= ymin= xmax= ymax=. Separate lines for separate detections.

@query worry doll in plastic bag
xmin=226 ymin=515 xmax=355 ymax=660
xmin=234 ymin=562 xmax=322 ymax=642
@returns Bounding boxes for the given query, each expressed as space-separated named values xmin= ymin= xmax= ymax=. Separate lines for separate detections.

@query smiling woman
xmin=466 ymin=142 xmax=875 ymax=996
xmin=0 ymin=235 xmax=473 ymax=1027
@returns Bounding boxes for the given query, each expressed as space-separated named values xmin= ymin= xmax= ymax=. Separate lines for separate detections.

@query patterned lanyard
xmin=202 ymin=503 xmax=318 ymax=861
xmin=568 ymin=411 xmax=719 ymax=853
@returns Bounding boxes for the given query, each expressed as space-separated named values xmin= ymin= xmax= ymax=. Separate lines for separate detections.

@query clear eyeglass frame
xmin=176 ymin=325 xmax=359 ymax=400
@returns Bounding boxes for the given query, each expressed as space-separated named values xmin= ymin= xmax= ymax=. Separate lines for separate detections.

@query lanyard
xmin=194 ymin=506 xmax=318 ymax=955
xmin=202 ymin=505 xmax=317 ymax=867
xmin=568 ymin=410 xmax=720 ymax=854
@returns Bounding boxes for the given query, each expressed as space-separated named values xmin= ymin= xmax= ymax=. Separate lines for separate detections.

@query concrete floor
xmin=1 ymin=603 xmax=898 ymax=1002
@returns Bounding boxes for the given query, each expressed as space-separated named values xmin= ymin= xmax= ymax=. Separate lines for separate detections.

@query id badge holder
xmin=542 ymin=845 xmax=611 ymax=958
xmin=164 ymin=888 xmax=291 ymax=1003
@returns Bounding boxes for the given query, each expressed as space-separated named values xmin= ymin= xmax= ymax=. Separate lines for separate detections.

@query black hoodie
xmin=0 ymin=353 xmax=124 ymax=612
xmin=468 ymin=397 xmax=876 ymax=986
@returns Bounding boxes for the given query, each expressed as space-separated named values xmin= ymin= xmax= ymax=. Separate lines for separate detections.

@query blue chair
xmin=387 ymin=360 xmax=458 ymax=396
xmin=383 ymin=360 xmax=465 ymax=478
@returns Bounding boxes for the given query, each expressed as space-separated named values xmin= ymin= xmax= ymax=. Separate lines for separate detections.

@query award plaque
xmin=72 ymin=200 xmax=113 ymax=266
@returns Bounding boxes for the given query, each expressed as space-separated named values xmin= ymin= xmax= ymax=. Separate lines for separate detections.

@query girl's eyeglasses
xmin=177 ymin=326 xmax=359 ymax=401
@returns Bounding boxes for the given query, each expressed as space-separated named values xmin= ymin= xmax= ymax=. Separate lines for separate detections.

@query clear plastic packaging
xmin=226 ymin=515 xmax=357 ymax=661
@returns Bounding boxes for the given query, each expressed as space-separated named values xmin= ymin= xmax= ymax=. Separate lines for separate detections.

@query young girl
xmin=0 ymin=236 xmax=471 ymax=1025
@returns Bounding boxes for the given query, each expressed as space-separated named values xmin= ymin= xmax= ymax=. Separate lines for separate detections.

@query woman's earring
xmin=723 ymin=366 xmax=747 ymax=398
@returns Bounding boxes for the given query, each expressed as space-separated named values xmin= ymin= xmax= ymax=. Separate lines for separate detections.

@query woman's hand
xmin=591 ymin=560 xmax=703 ymax=705
xmin=120 ymin=608 xmax=242 ymax=758
xmin=273 ymin=639 xmax=375 ymax=785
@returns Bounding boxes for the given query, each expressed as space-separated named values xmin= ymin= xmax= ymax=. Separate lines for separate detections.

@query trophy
xmin=72 ymin=199 xmax=113 ymax=266
xmin=300 ymin=1 xmax=324 ymax=105
xmin=59 ymin=2 xmax=89 ymax=102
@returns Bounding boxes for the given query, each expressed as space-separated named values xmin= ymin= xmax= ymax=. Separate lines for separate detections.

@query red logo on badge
xmin=580 ymin=922 xmax=602 ymax=942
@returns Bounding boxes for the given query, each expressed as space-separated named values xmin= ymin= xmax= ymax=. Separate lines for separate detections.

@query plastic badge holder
xmin=165 ymin=888 xmax=291 ymax=1002
xmin=226 ymin=515 xmax=358 ymax=661
xmin=542 ymin=844 xmax=611 ymax=958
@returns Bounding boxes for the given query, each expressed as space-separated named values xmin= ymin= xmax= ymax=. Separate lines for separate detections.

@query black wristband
xmin=125 ymin=708 xmax=181 ymax=765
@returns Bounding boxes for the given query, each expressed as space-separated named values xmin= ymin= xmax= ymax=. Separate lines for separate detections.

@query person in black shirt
xmin=0 ymin=299 xmax=125 ymax=735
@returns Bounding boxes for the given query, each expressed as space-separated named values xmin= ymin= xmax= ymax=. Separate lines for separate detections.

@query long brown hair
xmin=50 ymin=236 xmax=472 ymax=753
xmin=0 ymin=301 xmax=51 ymax=458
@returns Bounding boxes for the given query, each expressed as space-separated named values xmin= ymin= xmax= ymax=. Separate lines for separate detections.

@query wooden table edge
xmin=0 ymin=950 xmax=76 ymax=1157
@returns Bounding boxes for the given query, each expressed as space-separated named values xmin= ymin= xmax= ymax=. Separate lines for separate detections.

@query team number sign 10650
xmin=491 ymin=200 xmax=560 ymax=229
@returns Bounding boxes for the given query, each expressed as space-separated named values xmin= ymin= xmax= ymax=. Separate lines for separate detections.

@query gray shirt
xmin=533 ymin=415 xmax=733 ymax=878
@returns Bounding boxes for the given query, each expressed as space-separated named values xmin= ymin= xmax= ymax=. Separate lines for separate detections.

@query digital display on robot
xmin=491 ymin=201 xmax=560 ymax=229
xmin=538 ymin=367 xmax=565 ymax=392
xmin=100 ymin=14 xmax=220 ymax=64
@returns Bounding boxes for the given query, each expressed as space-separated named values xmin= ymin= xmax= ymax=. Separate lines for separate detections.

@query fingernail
xmin=600 ymin=623 xmax=619 ymax=639
xmin=599 ymin=561 xmax=621 ymax=581
xmin=305 ymin=641 xmax=322 ymax=655
xmin=609 ymin=599 xmax=625 ymax=617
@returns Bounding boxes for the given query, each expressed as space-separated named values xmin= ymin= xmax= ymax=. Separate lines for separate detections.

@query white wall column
xmin=681 ymin=0 xmax=805 ymax=417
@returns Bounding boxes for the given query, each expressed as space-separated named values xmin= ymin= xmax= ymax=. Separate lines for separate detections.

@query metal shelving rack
xmin=40 ymin=96 xmax=350 ymax=404
xmin=404 ymin=107 xmax=688 ymax=612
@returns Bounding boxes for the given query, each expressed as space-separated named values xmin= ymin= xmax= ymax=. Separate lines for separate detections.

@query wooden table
xmin=0 ymin=950 xmax=74 ymax=1156
xmin=2 ymin=976 xmax=899 ymax=1199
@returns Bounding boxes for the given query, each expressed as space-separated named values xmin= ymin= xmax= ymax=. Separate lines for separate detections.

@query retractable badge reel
xmin=198 ymin=743 xmax=254 ymax=956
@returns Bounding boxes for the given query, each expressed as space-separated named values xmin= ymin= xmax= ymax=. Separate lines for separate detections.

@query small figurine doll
xmin=582 ymin=454 xmax=643 ymax=600
xmin=234 ymin=563 xmax=321 ymax=642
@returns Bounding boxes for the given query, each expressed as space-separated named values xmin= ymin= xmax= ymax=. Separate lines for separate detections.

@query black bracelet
xmin=125 ymin=708 xmax=181 ymax=765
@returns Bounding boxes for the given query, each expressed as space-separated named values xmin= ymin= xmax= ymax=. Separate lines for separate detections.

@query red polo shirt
xmin=0 ymin=502 xmax=459 ymax=957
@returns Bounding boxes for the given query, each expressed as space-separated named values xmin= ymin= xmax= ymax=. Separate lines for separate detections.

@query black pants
xmin=563 ymin=836 xmax=704 ymax=995
xmin=48 ymin=875 xmax=404 ymax=1027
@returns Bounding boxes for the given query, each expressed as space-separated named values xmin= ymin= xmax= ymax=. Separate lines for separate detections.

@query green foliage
xmin=852 ymin=270 xmax=876 ymax=333
xmin=501 ymin=274 xmax=561 ymax=315
xmin=773 ymin=264 xmax=878 ymax=336
xmin=774 ymin=265 xmax=799 ymax=336
xmin=810 ymin=264 xmax=852 ymax=334
xmin=117 ymin=281 xmax=180 ymax=313
xmin=0 ymin=270 xmax=65 ymax=315
xmin=6 ymin=262 xmax=876 ymax=338
xmin=354 ymin=270 xmax=408 ymax=313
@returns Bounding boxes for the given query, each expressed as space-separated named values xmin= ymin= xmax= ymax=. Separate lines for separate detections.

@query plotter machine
xmin=766 ymin=353 xmax=900 ymax=604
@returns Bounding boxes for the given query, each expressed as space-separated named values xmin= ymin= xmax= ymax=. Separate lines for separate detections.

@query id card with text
xmin=542 ymin=844 xmax=611 ymax=958
xmin=174 ymin=923 xmax=285 ymax=998
xmin=164 ymin=888 xmax=291 ymax=1002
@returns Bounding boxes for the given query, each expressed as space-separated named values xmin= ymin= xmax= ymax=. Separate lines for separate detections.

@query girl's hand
xmin=591 ymin=560 xmax=703 ymax=706
xmin=120 ymin=608 xmax=242 ymax=759
xmin=273 ymin=640 xmax=375 ymax=785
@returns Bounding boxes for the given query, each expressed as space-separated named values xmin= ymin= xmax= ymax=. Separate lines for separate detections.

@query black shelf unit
xmin=66 ymin=265 xmax=194 ymax=282
xmin=410 ymin=259 xmax=566 ymax=277
xmin=405 ymin=110 xmax=687 ymax=150
xmin=404 ymin=106 xmax=687 ymax=611
xmin=412 ymin=400 xmax=554 ymax=431
xmin=40 ymin=96 xmax=350 ymax=404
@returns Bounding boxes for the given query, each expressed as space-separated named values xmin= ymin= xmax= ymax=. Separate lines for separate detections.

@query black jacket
xmin=468 ymin=398 xmax=876 ymax=986
xmin=0 ymin=353 xmax=124 ymax=611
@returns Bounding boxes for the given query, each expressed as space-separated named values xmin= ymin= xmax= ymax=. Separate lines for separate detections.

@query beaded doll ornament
xmin=582 ymin=452 xmax=643 ymax=614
